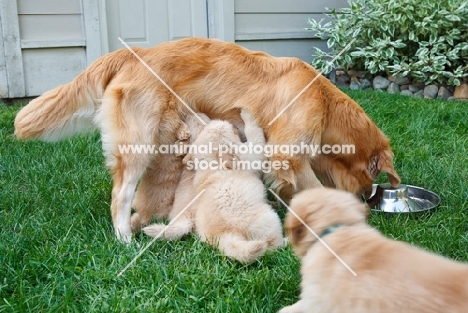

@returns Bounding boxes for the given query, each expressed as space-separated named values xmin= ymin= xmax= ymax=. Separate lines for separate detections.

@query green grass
xmin=1 ymin=91 xmax=467 ymax=312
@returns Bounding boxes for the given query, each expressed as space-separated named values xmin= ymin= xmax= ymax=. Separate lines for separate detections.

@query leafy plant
xmin=307 ymin=0 xmax=468 ymax=86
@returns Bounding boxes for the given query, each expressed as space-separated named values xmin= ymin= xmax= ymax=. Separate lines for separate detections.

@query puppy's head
xmin=285 ymin=187 xmax=368 ymax=257
xmin=183 ymin=120 xmax=241 ymax=168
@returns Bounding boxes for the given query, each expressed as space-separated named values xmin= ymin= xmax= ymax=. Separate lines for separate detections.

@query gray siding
xmin=17 ymin=0 xmax=86 ymax=96
xmin=234 ymin=0 xmax=348 ymax=63
xmin=1 ymin=0 xmax=348 ymax=97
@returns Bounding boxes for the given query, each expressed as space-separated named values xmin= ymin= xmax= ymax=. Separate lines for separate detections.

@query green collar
xmin=319 ymin=224 xmax=344 ymax=238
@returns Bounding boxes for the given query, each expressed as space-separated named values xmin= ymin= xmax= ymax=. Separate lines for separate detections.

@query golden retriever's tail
xmin=217 ymin=234 xmax=268 ymax=263
xmin=14 ymin=50 xmax=127 ymax=142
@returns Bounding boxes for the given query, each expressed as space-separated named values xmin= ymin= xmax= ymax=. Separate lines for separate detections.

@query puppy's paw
xmin=176 ymin=121 xmax=191 ymax=141
xmin=278 ymin=301 xmax=305 ymax=313
xmin=240 ymin=108 xmax=256 ymax=124
xmin=142 ymin=224 xmax=168 ymax=239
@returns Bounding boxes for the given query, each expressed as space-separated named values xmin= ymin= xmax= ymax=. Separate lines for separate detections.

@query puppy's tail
xmin=217 ymin=234 xmax=268 ymax=263
xmin=14 ymin=49 xmax=130 ymax=141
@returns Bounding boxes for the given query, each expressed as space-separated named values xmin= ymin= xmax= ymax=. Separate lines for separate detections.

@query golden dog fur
xmin=144 ymin=110 xmax=284 ymax=262
xmin=14 ymin=37 xmax=400 ymax=242
xmin=281 ymin=188 xmax=468 ymax=313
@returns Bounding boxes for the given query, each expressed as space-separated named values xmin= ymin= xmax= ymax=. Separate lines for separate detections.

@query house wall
xmin=1 ymin=0 xmax=348 ymax=97
xmin=17 ymin=0 xmax=86 ymax=96
xmin=0 ymin=0 xmax=102 ymax=97
xmin=233 ymin=0 xmax=348 ymax=63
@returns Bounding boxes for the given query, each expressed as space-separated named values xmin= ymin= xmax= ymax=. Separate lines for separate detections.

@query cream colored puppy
xmin=281 ymin=188 xmax=468 ymax=313
xmin=145 ymin=109 xmax=284 ymax=262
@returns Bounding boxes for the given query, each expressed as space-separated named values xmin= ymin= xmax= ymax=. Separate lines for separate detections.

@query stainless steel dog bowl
xmin=366 ymin=183 xmax=440 ymax=213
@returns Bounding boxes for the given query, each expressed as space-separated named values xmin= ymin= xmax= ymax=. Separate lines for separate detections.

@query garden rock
xmin=356 ymin=71 xmax=367 ymax=79
xmin=413 ymin=90 xmax=424 ymax=98
xmin=395 ymin=76 xmax=410 ymax=85
xmin=424 ymin=85 xmax=439 ymax=99
xmin=361 ymin=79 xmax=371 ymax=89
xmin=408 ymin=85 xmax=420 ymax=93
xmin=454 ymin=84 xmax=468 ymax=99
xmin=373 ymin=76 xmax=390 ymax=89
xmin=328 ymin=69 xmax=337 ymax=85
xmin=336 ymin=74 xmax=350 ymax=87
xmin=347 ymin=69 xmax=357 ymax=77
xmin=349 ymin=81 xmax=361 ymax=90
xmin=400 ymin=84 xmax=409 ymax=90
xmin=387 ymin=82 xmax=400 ymax=94
xmin=437 ymin=87 xmax=451 ymax=100
xmin=401 ymin=90 xmax=413 ymax=96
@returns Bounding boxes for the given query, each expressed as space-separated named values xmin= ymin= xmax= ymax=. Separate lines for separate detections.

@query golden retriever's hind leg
xmin=110 ymin=154 xmax=150 ymax=244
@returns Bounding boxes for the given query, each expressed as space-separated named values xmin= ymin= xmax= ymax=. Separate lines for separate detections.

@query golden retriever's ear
xmin=369 ymin=151 xmax=401 ymax=187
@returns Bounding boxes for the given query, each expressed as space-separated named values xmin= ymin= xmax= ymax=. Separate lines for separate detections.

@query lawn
xmin=1 ymin=90 xmax=467 ymax=312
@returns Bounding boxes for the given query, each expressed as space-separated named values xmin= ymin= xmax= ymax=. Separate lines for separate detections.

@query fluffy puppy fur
xmin=14 ymin=37 xmax=400 ymax=242
xmin=143 ymin=112 xmax=210 ymax=240
xmin=280 ymin=188 xmax=468 ymax=313
xmin=145 ymin=110 xmax=284 ymax=263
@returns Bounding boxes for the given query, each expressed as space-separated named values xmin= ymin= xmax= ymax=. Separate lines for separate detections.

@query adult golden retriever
xmin=14 ymin=37 xmax=400 ymax=243
xmin=281 ymin=188 xmax=468 ymax=313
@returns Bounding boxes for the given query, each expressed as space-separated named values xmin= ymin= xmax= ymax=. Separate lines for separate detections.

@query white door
xmin=105 ymin=0 xmax=208 ymax=52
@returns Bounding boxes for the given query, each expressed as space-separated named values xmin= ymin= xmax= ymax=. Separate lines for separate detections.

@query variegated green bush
xmin=307 ymin=0 xmax=468 ymax=85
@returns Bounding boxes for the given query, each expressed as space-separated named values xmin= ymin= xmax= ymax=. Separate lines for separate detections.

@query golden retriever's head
xmin=285 ymin=187 xmax=368 ymax=257
xmin=312 ymin=144 xmax=400 ymax=199
xmin=182 ymin=120 xmax=241 ymax=169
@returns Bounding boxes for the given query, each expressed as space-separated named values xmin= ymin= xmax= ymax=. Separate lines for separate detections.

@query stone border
xmin=328 ymin=68 xmax=468 ymax=101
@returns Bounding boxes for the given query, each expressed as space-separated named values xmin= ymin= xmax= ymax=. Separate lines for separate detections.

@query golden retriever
xmin=281 ymin=187 xmax=468 ymax=313
xmin=144 ymin=109 xmax=284 ymax=262
xmin=14 ymin=37 xmax=400 ymax=242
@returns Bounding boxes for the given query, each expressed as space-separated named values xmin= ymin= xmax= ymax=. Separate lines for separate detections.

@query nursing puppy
xmin=145 ymin=109 xmax=284 ymax=262
xmin=143 ymin=112 xmax=210 ymax=240
xmin=14 ymin=37 xmax=400 ymax=243
xmin=280 ymin=188 xmax=468 ymax=313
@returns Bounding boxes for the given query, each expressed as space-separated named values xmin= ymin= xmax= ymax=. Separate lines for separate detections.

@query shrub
xmin=307 ymin=0 xmax=468 ymax=86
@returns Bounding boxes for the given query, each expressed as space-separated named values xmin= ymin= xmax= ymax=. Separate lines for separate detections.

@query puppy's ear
xmin=358 ymin=201 xmax=370 ymax=219
xmin=222 ymin=153 xmax=240 ymax=169
xmin=368 ymin=150 xmax=400 ymax=187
